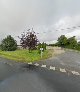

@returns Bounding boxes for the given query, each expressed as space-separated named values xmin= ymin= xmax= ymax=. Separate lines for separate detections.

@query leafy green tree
xmin=1 ymin=35 xmax=17 ymax=51
xmin=76 ymin=41 xmax=80 ymax=50
xmin=67 ymin=36 xmax=77 ymax=49
xmin=57 ymin=35 xmax=67 ymax=47
xmin=57 ymin=35 xmax=80 ymax=50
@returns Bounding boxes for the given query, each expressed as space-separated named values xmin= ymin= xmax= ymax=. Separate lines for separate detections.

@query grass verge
xmin=0 ymin=49 xmax=52 ymax=63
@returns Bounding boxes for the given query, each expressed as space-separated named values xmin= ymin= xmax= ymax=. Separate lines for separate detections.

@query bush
xmin=75 ymin=44 xmax=80 ymax=51
xmin=1 ymin=35 xmax=17 ymax=51
xmin=38 ymin=42 xmax=46 ymax=54
xmin=42 ymin=42 xmax=46 ymax=51
xmin=38 ymin=43 xmax=42 ymax=54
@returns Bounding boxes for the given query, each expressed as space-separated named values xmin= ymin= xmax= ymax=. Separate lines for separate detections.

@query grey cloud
xmin=0 ymin=0 xmax=80 ymax=43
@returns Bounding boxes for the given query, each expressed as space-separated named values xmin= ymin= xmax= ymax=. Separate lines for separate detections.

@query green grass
xmin=0 ymin=49 xmax=52 ymax=63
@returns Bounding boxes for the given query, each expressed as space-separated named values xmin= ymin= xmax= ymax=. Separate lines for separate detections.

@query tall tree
xmin=57 ymin=35 xmax=67 ymax=47
xmin=67 ymin=36 xmax=77 ymax=49
xmin=18 ymin=28 xmax=39 ymax=52
xmin=1 ymin=35 xmax=17 ymax=51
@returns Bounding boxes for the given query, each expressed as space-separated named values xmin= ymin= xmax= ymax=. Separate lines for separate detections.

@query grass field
xmin=0 ymin=49 xmax=52 ymax=62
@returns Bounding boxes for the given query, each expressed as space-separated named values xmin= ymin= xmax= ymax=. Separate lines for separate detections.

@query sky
xmin=0 ymin=0 xmax=80 ymax=44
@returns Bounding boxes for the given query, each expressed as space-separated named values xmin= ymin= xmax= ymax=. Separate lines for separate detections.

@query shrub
xmin=38 ymin=42 xmax=46 ymax=54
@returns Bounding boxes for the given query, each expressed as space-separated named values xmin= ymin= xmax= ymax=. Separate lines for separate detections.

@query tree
xmin=67 ymin=36 xmax=77 ymax=49
xmin=57 ymin=35 xmax=67 ymax=47
xmin=18 ymin=28 xmax=39 ymax=52
xmin=76 ymin=41 xmax=80 ymax=50
xmin=1 ymin=35 xmax=17 ymax=51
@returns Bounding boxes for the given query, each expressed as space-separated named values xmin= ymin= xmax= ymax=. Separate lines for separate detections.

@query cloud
xmin=66 ymin=29 xmax=80 ymax=38
xmin=35 ymin=16 xmax=80 ymax=43
xmin=0 ymin=0 xmax=80 ymax=44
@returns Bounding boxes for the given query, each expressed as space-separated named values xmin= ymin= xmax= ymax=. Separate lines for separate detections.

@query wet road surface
xmin=0 ymin=56 xmax=80 ymax=92
xmin=38 ymin=51 xmax=80 ymax=72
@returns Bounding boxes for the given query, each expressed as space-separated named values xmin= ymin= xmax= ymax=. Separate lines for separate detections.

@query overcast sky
xmin=0 ymin=0 xmax=80 ymax=44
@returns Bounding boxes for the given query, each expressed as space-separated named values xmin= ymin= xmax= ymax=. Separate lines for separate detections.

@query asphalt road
xmin=0 ymin=56 xmax=80 ymax=92
xmin=39 ymin=51 xmax=80 ymax=72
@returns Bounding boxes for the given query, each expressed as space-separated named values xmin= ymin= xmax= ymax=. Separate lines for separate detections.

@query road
xmin=0 ymin=53 xmax=80 ymax=92
xmin=38 ymin=50 xmax=80 ymax=72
